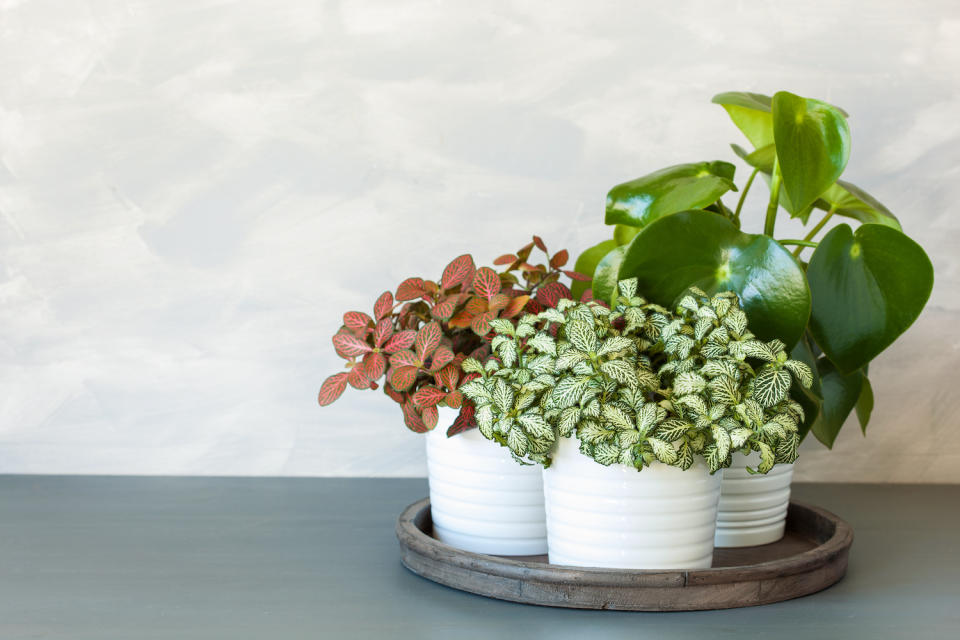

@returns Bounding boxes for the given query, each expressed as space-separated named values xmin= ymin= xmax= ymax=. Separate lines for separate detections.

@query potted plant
xmin=461 ymin=279 xmax=812 ymax=569
xmin=318 ymin=236 xmax=586 ymax=555
xmin=573 ymin=90 xmax=934 ymax=547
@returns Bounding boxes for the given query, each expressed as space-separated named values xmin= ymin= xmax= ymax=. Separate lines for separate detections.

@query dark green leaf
xmin=815 ymin=180 xmax=901 ymax=230
xmin=807 ymin=223 xmax=934 ymax=373
xmin=592 ymin=245 xmax=627 ymax=305
xmin=713 ymin=92 xmax=774 ymax=149
xmin=570 ymin=239 xmax=617 ymax=300
xmin=772 ymin=91 xmax=851 ymax=214
xmin=811 ymin=358 xmax=864 ymax=448
xmin=856 ymin=374 xmax=874 ymax=434
xmin=618 ymin=210 xmax=811 ymax=347
xmin=605 ymin=161 xmax=737 ymax=228
xmin=789 ymin=336 xmax=822 ymax=441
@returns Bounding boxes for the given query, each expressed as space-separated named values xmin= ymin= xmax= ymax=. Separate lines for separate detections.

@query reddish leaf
xmin=445 ymin=390 xmax=463 ymax=409
xmin=441 ymin=254 xmax=475 ymax=290
xmin=390 ymin=366 xmax=419 ymax=392
xmin=516 ymin=242 xmax=534 ymax=263
xmin=525 ymin=299 xmax=543 ymax=314
xmin=373 ymin=291 xmax=394 ymax=320
xmin=580 ymin=288 xmax=594 ymax=302
xmin=493 ymin=253 xmax=518 ymax=266
xmin=429 ymin=346 xmax=455 ymax=373
xmin=447 ymin=404 xmax=477 ymax=437
xmin=472 ymin=267 xmax=501 ymax=300
xmin=465 ymin=297 xmax=488 ymax=315
xmin=487 ymin=293 xmax=510 ymax=312
xmin=373 ymin=318 xmax=393 ymax=347
xmin=430 ymin=298 xmax=457 ymax=321
xmin=415 ymin=322 xmax=442 ymax=361
xmin=470 ymin=311 xmax=497 ymax=336
xmin=402 ymin=402 xmax=428 ymax=433
xmin=413 ymin=386 xmax=447 ymax=409
xmin=467 ymin=346 xmax=489 ymax=362
xmin=384 ymin=384 xmax=405 ymax=405
xmin=396 ymin=277 xmax=427 ymax=301
xmin=448 ymin=310 xmax=473 ymax=329
xmin=332 ymin=333 xmax=372 ymax=357
xmin=317 ymin=373 xmax=349 ymax=406
xmin=389 ymin=350 xmax=420 ymax=368
xmin=423 ymin=281 xmax=440 ymax=297
xmin=348 ymin=366 xmax=371 ymax=389
xmin=383 ymin=330 xmax=416 ymax=353
xmin=533 ymin=235 xmax=547 ymax=252
xmin=343 ymin=311 xmax=373 ymax=333
xmin=361 ymin=352 xmax=387 ymax=380
xmin=437 ymin=364 xmax=460 ymax=390
xmin=518 ymin=262 xmax=538 ymax=273
xmin=564 ymin=269 xmax=592 ymax=281
xmin=502 ymin=294 xmax=530 ymax=319
xmin=421 ymin=405 xmax=439 ymax=431
xmin=536 ymin=282 xmax=571 ymax=308
xmin=500 ymin=271 xmax=520 ymax=286
xmin=550 ymin=249 xmax=569 ymax=268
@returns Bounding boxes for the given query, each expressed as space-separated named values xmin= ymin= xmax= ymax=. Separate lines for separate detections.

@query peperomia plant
xmin=318 ymin=236 xmax=588 ymax=435
xmin=461 ymin=278 xmax=813 ymax=473
xmin=574 ymin=90 xmax=934 ymax=448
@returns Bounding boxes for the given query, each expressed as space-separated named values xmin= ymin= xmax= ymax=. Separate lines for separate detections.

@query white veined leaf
xmin=558 ymin=407 xmax=580 ymax=436
xmin=476 ymin=405 xmax=495 ymax=439
xmin=567 ymin=304 xmax=594 ymax=325
xmin=459 ymin=380 xmax=492 ymax=403
xmin=665 ymin=334 xmax=695 ymax=359
xmin=601 ymin=404 xmax=634 ymax=431
xmin=674 ymin=372 xmax=707 ymax=395
xmin=656 ymin=418 xmax=691 ymax=441
xmin=617 ymin=428 xmax=640 ymax=448
xmin=768 ymin=338 xmax=786 ymax=354
xmin=676 ymin=441 xmax=694 ymax=470
xmin=618 ymin=447 xmax=635 ymax=467
xmin=555 ymin=349 xmax=588 ymax=371
xmin=694 ymin=317 xmax=714 ymax=341
xmin=688 ymin=431 xmax=707 ymax=452
xmin=492 ymin=378 xmax=514 ymax=413
xmin=784 ymin=359 xmax=814 ymax=388
xmin=618 ymin=278 xmax=638 ymax=299
xmin=741 ymin=340 xmax=777 ymax=362
xmin=707 ymin=404 xmax=727 ymax=422
xmin=516 ymin=323 xmax=536 ymax=338
xmin=517 ymin=412 xmax=553 ymax=439
xmin=557 ymin=298 xmax=577 ymax=312
xmin=678 ymin=295 xmax=699 ymax=313
xmin=600 ymin=360 xmax=637 ymax=387
xmin=507 ymin=426 xmax=528 ymax=456
xmin=624 ymin=307 xmax=646 ymax=333
xmin=484 ymin=359 xmax=501 ymax=373
xmin=783 ymin=400 xmax=806 ymax=423
xmin=771 ymin=412 xmax=798 ymax=433
xmin=711 ymin=423 xmax=731 ymax=460
xmin=649 ymin=437 xmax=678 ymax=464
xmin=723 ymin=308 xmax=748 ymax=336
xmin=635 ymin=366 xmax=659 ymax=391
xmin=552 ymin=375 xmax=590 ymax=408
xmin=522 ymin=373 xmax=556 ymax=393
xmin=527 ymin=354 xmax=556 ymax=375
xmin=701 ymin=342 xmax=728 ymax=360
xmin=734 ymin=399 xmax=765 ymax=426
xmin=712 ymin=296 xmax=732 ymax=318
xmin=578 ymin=419 xmax=613 ymax=444
xmin=757 ymin=442 xmax=775 ymax=473
xmin=495 ymin=416 xmax=516 ymax=436
xmin=528 ymin=436 xmax=552 ymax=454
xmin=708 ymin=375 xmax=740 ymax=406
xmin=708 ymin=325 xmax=730 ymax=345
xmin=538 ymin=308 xmax=565 ymax=324
xmin=590 ymin=303 xmax=611 ymax=317
xmin=489 ymin=318 xmax=516 ymax=336
xmin=528 ymin=332 xmax=557 ymax=356
xmin=776 ymin=433 xmax=800 ymax=464
xmin=582 ymin=396 xmax=601 ymax=418
xmin=753 ymin=368 xmax=792 ymax=408
xmin=661 ymin=318 xmax=684 ymax=340
xmin=515 ymin=391 xmax=536 ymax=412
xmin=566 ymin=320 xmax=597 ymax=353
xmin=597 ymin=336 xmax=635 ymax=357
xmin=461 ymin=358 xmax=485 ymax=375
xmin=677 ymin=394 xmax=708 ymax=416
xmin=761 ymin=420 xmax=787 ymax=439
xmin=593 ymin=442 xmax=620 ymax=466
xmin=705 ymin=444 xmax=724 ymax=473
xmin=727 ymin=340 xmax=746 ymax=361
xmin=730 ymin=426 xmax=755 ymax=448
xmin=491 ymin=334 xmax=511 ymax=354
xmin=497 ymin=339 xmax=518 ymax=367
xmin=511 ymin=368 xmax=532 ymax=384
xmin=696 ymin=305 xmax=718 ymax=321
xmin=636 ymin=402 xmax=665 ymax=434
xmin=700 ymin=359 xmax=739 ymax=379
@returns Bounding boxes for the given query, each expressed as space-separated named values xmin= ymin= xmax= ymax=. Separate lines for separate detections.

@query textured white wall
xmin=0 ymin=0 xmax=957 ymax=481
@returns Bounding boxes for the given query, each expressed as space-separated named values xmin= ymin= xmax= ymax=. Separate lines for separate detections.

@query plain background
xmin=0 ymin=0 xmax=957 ymax=481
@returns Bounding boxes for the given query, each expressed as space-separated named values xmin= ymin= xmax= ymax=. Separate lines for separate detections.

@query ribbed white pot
xmin=542 ymin=437 xmax=722 ymax=569
xmin=714 ymin=451 xmax=794 ymax=548
xmin=425 ymin=415 xmax=547 ymax=556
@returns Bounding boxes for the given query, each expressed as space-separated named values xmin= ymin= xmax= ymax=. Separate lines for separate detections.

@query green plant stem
xmin=778 ymin=239 xmax=819 ymax=248
xmin=791 ymin=205 xmax=837 ymax=257
xmin=734 ymin=167 xmax=760 ymax=224
xmin=764 ymin=158 xmax=782 ymax=237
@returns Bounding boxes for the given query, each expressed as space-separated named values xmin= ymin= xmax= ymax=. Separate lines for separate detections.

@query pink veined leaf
xmin=343 ymin=311 xmax=373 ymax=333
xmin=441 ymin=254 xmax=476 ymax=290
xmin=413 ymin=386 xmax=447 ymax=409
xmin=525 ymin=299 xmax=543 ymax=314
xmin=564 ymin=269 xmax=592 ymax=281
xmin=444 ymin=390 xmax=463 ymax=409
xmin=446 ymin=403 xmax=477 ymax=437
xmin=428 ymin=346 xmax=455 ymax=373
xmin=470 ymin=311 xmax=497 ymax=337
xmin=580 ymin=288 xmax=594 ymax=302
xmin=415 ymin=322 xmax=442 ymax=361
xmin=493 ymin=254 xmax=518 ymax=266
xmin=373 ymin=318 xmax=393 ymax=347
xmin=361 ymin=352 xmax=387 ymax=380
xmin=438 ymin=364 xmax=460 ymax=390
xmin=447 ymin=310 xmax=473 ymax=328
xmin=467 ymin=345 xmax=489 ymax=362
xmin=487 ymin=293 xmax=510 ymax=312
xmin=390 ymin=366 xmax=419 ymax=392
xmin=373 ymin=291 xmax=394 ymax=320
xmin=430 ymin=298 xmax=457 ymax=321
xmin=550 ymin=249 xmax=569 ymax=268
xmin=332 ymin=333 xmax=372 ymax=357
xmin=421 ymin=405 xmax=439 ymax=431
xmin=464 ymin=297 xmax=488 ymax=315
xmin=317 ymin=373 xmax=349 ymax=406
xmin=532 ymin=235 xmax=547 ymax=252
xmin=347 ymin=366 xmax=372 ymax=390
xmin=501 ymin=294 xmax=530 ymax=319
xmin=402 ymin=401 xmax=428 ymax=433
xmin=536 ymin=282 xmax=571 ymax=308
xmin=472 ymin=267 xmax=501 ymax=300
xmin=383 ymin=330 xmax=416 ymax=353
xmin=388 ymin=350 xmax=420 ymax=368
xmin=396 ymin=277 xmax=427 ymax=301
xmin=384 ymin=383 xmax=405 ymax=405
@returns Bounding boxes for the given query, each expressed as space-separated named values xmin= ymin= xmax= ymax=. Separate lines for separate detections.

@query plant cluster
xmin=318 ymin=236 xmax=589 ymax=435
xmin=460 ymin=279 xmax=812 ymax=473
xmin=574 ymin=89 xmax=933 ymax=447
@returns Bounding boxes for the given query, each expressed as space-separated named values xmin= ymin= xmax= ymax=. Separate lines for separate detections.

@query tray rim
xmin=396 ymin=497 xmax=854 ymax=610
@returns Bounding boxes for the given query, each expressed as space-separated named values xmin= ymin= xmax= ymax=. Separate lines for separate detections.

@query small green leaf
xmin=592 ymin=245 xmax=627 ymax=305
xmin=571 ymin=239 xmax=618 ymax=301
xmin=815 ymin=180 xmax=902 ymax=230
xmin=712 ymin=91 xmax=774 ymax=149
xmin=605 ymin=161 xmax=737 ymax=229
xmin=856 ymin=374 xmax=874 ymax=435
xmin=811 ymin=358 xmax=864 ymax=448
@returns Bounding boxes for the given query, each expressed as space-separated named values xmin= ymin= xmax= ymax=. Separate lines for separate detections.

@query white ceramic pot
xmin=542 ymin=437 xmax=722 ymax=569
xmin=714 ymin=451 xmax=794 ymax=548
xmin=425 ymin=415 xmax=547 ymax=556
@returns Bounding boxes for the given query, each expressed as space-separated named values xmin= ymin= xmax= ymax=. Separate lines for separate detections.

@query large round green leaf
xmin=713 ymin=92 xmax=774 ymax=149
xmin=810 ymin=357 xmax=864 ymax=448
xmin=570 ymin=239 xmax=618 ymax=301
xmin=807 ymin=223 xmax=933 ymax=373
xmin=605 ymin=161 xmax=737 ymax=229
xmin=816 ymin=181 xmax=901 ymax=230
xmin=618 ymin=210 xmax=811 ymax=347
xmin=592 ymin=245 xmax=627 ymax=305
xmin=772 ymin=91 xmax=850 ymax=215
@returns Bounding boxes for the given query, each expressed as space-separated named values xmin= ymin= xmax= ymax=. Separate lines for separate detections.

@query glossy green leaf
xmin=816 ymin=180 xmax=902 ymax=230
xmin=618 ymin=210 xmax=811 ymax=347
xmin=807 ymin=224 xmax=934 ymax=373
xmin=856 ymin=374 xmax=874 ymax=434
xmin=713 ymin=92 xmax=774 ymax=149
xmin=772 ymin=91 xmax=851 ymax=215
xmin=613 ymin=224 xmax=640 ymax=246
xmin=605 ymin=161 xmax=737 ymax=228
xmin=593 ymin=245 xmax=627 ymax=305
xmin=789 ymin=336 xmax=823 ymax=441
xmin=731 ymin=143 xmax=775 ymax=173
xmin=811 ymin=358 xmax=864 ymax=448
xmin=570 ymin=239 xmax=617 ymax=301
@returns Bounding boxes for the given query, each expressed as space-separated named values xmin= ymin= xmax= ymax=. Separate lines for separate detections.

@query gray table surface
xmin=0 ymin=477 xmax=957 ymax=639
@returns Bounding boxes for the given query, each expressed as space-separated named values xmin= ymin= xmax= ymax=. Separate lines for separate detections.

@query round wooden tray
xmin=396 ymin=497 xmax=853 ymax=611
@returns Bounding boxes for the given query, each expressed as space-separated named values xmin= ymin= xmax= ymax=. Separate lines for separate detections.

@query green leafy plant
xmin=318 ymin=236 xmax=587 ymax=435
xmin=461 ymin=279 xmax=812 ymax=473
xmin=576 ymin=90 xmax=934 ymax=447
